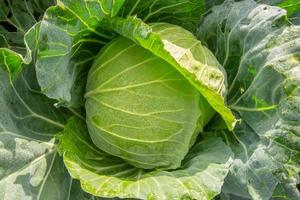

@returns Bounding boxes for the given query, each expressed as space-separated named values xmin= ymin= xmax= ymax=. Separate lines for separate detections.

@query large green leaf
xmin=58 ymin=117 xmax=233 ymax=200
xmin=0 ymin=0 xmax=54 ymax=54
xmin=199 ymin=0 xmax=300 ymax=199
xmin=35 ymin=0 xmax=125 ymax=107
xmin=0 ymin=16 xmax=45 ymax=86
xmin=120 ymin=0 xmax=205 ymax=32
xmin=0 ymin=1 xmax=95 ymax=199
xmin=0 ymin=53 xmax=78 ymax=199
xmin=258 ymin=0 xmax=300 ymax=24
xmin=103 ymin=17 xmax=236 ymax=130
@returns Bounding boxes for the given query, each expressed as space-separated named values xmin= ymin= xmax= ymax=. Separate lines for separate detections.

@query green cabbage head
xmin=85 ymin=24 xmax=215 ymax=169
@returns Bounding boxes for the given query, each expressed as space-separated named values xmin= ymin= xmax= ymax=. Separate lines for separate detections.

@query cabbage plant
xmin=0 ymin=0 xmax=299 ymax=200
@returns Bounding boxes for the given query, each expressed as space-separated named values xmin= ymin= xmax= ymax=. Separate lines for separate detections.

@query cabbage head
xmin=85 ymin=25 xmax=215 ymax=169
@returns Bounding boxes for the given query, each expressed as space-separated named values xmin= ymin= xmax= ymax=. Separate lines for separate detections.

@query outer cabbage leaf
xmin=103 ymin=16 xmax=236 ymax=130
xmin=198 ymin=0 xmax=300 ymax=199
xmin=0 ymin=51 xmax=77 ymax=199
xmin=58 ymin=117 xmax=233 ymax=200
xmin=0 ymin=13 xmax=46 ymax=78
xmin=271 ymin=178 xmax=300 ymax=200
xmin=34 ymin=0 xmax=125 ymax=107
xmin=203 ymin=0 xmax=225 ymax=10
xmin=0 ymin=0 xmax=54 ymax=54
xmin=215 ymin=125 xmax=300 ymax=200
xmin=258 ymin=0 xmax=300 ymax=24
xmin=200 ymin=0 xmax=300 ymax=25
xmin=120 ymin=0 xmax=205 ymax=32
xmin=0 ymin=2 xmax=94 ymax=199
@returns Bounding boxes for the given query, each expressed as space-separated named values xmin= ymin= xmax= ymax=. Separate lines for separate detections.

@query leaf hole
xmin=7 ymin=11 xmax=12 ymax=18
xmin=0 ymin=21 xmax=17 ymax=32
xmin=3 ymin=0 xmax=9 ymax=6
xmin=221 ymin=19 xmax=227 ymax=33
xmin=33 ymin=10 xmax=40 ymax=21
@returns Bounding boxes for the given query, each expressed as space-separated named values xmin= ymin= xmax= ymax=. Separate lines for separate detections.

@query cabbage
xmin=0 ymin=0 xmax=299 ymax=200
xmin=85 ymin=34 xmax=215 ymax=169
